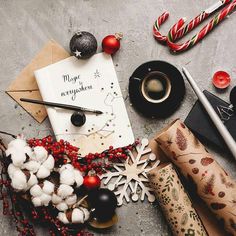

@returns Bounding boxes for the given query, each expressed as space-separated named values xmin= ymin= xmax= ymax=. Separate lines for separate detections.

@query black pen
xmin=20 ymin=98 xmax=103 ymax=115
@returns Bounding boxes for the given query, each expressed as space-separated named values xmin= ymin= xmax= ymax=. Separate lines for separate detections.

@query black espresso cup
xmin=129 ymin=60 xmax=185 ymax=117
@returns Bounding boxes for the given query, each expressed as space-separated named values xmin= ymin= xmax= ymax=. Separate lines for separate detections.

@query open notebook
xmin=35 ymin=53 xmax=134 ymax=155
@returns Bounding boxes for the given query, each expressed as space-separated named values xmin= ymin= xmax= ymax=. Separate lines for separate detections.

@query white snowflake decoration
xmin=101 ymin=138 xmax=160 ymax=206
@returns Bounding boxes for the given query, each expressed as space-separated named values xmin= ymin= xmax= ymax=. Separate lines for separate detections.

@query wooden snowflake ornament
xmin=101 ymin=138 xmax=160 ymax=206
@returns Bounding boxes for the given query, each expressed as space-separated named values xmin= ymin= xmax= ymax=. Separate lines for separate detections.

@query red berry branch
xmin=0 ymin=137 xmax=91 ymax=236
xmin=0 ymin=134 xmax=138 ymax=236
xmin=29 ymin=206 xmax=92 ymax=236
xmin=28 ymin=136 xmax=139 ymax=175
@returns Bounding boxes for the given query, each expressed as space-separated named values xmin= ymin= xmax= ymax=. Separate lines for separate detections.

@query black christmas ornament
xmin=129 ymin=60 xmax=185 ymax=118
xmin=71 ymin=112 xmax=86 ymax=127
xmin=70 ymin=31 xmax=97 ymax=59
xmin=88 ymin=188 xmax=117 ymax=222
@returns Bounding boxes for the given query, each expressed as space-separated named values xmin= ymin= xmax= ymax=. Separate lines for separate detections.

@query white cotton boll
xmin=5 ymin=147 xmax=13 ymax=157
xmin=72 ymin=208 xmax=84 ymax=223
xmin=24 ymin=146 xmax=33 ymax=158
xmin=59 ymin=164 xmax=74 ymax=174
xmin=40 ymin=193 xmax=51 ymax=206
xmin=7 ymin=164 xmax=19 ymax=179
xmin=80 ymin=207 xmax=90 ymax=221
xmin=52 ymin=194 xmax=63 ymax=205
xmin=30 ymin=185 xmax=43 ymax=197
xmin=6 ymin=138 xmax=29 ymax=167
xmin=11 ymin=178 xmax=27 ymax=191
xmin=34 ymin=146 xmax=48 ymax=163
xmin=23 ymin=161 xmax=40 ymax=173
xmin=58 ymin=212 xmax=70 ymax=224
xmin=56 ymin=202 xmax=68 ymax=211
xmin=37 ymin=165 xmax=50 ymax=179
xmin=27 ymin=173 xmax=38 ymax=189
xmin=11 ymin=169 xmax=27 ymax=191
xmin=65 ymin=194 xmax=77 ymax=206
xmin=5 ymin=148 xmax=11 ymax=158
xmin=30 ymin=153 xmax=37 ymax=161
xmin=32 ymin=197 xmax=42 ymax=207
xmin=60 ymin=170 xmax=75 ymax=185
xmin=42 ymin=180 xmax=54 ymax=195
xmin=11 ymin=151 xmax=27 ymax=167
xmin=74 ymin=170 xmax=83 ymax=187
xmin=7 ymin=138 xmax=27 ymax=150
xmin=42 ymin=155 xmax=55 ymax=170
xmin=57 ymin=184 xmax=74 ymax=198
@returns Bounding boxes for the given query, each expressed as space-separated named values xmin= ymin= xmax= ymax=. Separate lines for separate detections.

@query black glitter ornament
xmin=70 ymin=31 xmax=97 ymax=59
xmin=88 ymin=188 xmax=117 ymax=222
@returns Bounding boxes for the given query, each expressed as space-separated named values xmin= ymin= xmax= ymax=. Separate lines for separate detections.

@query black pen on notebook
xmin=20 ymin=98 xmax=103 ymax=115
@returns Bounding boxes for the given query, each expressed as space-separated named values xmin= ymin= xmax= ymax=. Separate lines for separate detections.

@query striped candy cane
xmin=169 ymin=0 xmax=232 ymax=41
xmin=153 ymin=0 xmax=235 ymax=52
xmin=153 ymin=11 xmax=169 ymax=42
xmin=167 ymin=0 xmax=236 ymax=52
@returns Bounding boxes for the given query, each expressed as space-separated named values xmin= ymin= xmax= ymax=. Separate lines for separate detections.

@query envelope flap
xmin=6 ymin=90 xmax=47 ymax=123
xmin=7 ymin=40 xmax=70 ymax=91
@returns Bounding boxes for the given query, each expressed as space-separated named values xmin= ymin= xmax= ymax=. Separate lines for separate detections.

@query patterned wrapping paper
xmin=148 ymin=163 xmax=208 ymax=236
xmin=155 ymin=119 xmax=236 ymax=235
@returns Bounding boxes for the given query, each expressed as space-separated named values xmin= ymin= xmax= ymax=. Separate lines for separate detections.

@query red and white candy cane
xmin=153 ymin=11 xmax=169 ymax=42
xmin=153 ymin=0 xmax=235 ymax=52
xmin=169 ymin=0 xmax=232 ymax=41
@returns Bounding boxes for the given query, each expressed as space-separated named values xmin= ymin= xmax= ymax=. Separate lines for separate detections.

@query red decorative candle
xmin=212 ymin=71 xmax=231 ymax=89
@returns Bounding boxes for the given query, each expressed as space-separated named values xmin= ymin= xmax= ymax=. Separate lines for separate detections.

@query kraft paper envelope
xmin=6 ymin=40 xmax=70 ymax=123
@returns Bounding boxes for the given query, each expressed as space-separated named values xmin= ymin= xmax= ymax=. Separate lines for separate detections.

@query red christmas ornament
xmin=83 ymin=174 xmax=101 ymax=190
xmin=102 ymin=33 xmax=123 ymax=54
xmin=212 ymin=71 xmax=231 ymax=89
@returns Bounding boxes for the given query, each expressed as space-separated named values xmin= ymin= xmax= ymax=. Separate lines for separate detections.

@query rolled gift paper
xmin=156 ymin=119 xmax=236 ymax=235
xmin=148 ymin=163 xmax=207 ymax=236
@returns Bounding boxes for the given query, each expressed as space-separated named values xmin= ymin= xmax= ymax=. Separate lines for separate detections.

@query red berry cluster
xmin=0 ymin=179 xmax=11 ymax=215
xmin=16 ymin=217 xmax=35 ymax=236
xmin=0 ymin=135 xmax=140 ymax=236
xmin=28 ymin=136 xmax=79 ymax=166
xmin=28 ymin=135 xmax=139 ymax=175
xmin=30 ymin=207 xmax=92 ymax=236
xmin=75 ymin=143 xmax=138 ymax=175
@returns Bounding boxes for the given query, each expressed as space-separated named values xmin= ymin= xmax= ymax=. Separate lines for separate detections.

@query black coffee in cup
xmin=141 ymin=71 xmax=171 ymax=103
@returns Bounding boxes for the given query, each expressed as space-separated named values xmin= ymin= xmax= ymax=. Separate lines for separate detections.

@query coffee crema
xmin=141 ymin=71 xmax=171 ymax=103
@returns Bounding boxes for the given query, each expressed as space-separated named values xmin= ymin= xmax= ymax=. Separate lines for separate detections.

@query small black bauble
xmin=230 ymin=86 xmax=236 ymax=108
xmin=71 ymin=112 xmax=86 ymax=127
xmin=92 ymin=208 xmax=116 ymax=222
xmin=70 ymin=31 xmax=97 ymax=59
xmin=88 ymin=188 xmax=117 ymax=222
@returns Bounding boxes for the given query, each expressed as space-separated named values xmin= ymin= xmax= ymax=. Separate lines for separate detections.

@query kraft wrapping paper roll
xmin=156 ymin=119 xmax=236 ymax=235
xmin=148 ymin=163 xmax=207 ymax=236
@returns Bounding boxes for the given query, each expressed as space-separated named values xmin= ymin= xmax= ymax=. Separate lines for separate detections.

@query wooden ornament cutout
xmin=101 ymin=138 xmax=160 ymax=206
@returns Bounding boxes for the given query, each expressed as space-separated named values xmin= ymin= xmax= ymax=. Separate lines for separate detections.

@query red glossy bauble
xmin=102 ymin=33 xmax=123 ymax=54
xmin=83 ymin=175 xmax=101 ymax=190
xmin=212 ymin=71 xmax=231 ymax=89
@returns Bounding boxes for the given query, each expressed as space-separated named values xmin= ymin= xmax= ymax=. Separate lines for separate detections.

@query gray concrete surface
xmin=1 ymin=0 xmax=236 ymax=235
